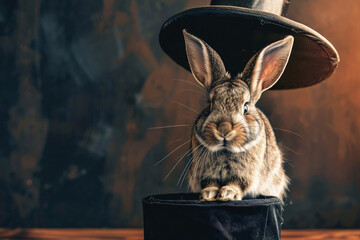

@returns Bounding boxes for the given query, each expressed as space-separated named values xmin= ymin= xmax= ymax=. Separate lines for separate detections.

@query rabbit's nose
xmin=217 ymin=121 xmax=232 ymax=137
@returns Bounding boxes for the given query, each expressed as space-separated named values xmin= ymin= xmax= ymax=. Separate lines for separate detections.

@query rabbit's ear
xmin=183 ymin=29 xmax=227 ymax=89
xmin=244 ymin=36 xmax=294 ymax=102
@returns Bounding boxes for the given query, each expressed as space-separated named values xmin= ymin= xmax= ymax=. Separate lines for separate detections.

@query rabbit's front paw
xmin=200 ymin=186 xmax=219 ymax=201
xmin=217 ymin=185 xmax=242 ymax=201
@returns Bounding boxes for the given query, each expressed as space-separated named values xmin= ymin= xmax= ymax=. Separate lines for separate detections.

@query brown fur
xmin=183 ymin=30 xmax=293 ymax=202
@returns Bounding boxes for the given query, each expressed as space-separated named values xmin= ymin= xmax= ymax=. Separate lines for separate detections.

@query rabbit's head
xmin=183 ymin=30 xmax=293 ymax=153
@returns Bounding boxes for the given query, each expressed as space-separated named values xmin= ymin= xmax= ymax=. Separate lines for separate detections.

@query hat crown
xmin=210 ymin=0 xmax=290 ymax=16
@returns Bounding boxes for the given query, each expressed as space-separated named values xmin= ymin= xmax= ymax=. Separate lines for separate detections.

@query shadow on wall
xmin=0 ymin=0 xmax=359 ymax=228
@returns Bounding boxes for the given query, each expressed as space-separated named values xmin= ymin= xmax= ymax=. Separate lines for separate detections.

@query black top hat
xmin=143 ymin=193 xmax=283 ymax=240
xmin=159 ymin=0 xmax=340 ymax=89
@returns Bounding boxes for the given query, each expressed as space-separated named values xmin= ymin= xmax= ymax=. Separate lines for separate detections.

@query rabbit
xmin=183 ymin=29 xmax=293 ymax=202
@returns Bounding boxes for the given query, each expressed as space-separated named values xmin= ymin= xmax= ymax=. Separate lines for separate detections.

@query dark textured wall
xmin=0 ymin=0 xmax=359 ymax=228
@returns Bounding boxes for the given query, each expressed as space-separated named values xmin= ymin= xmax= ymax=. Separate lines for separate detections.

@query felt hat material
xmin=143 ymin=193 xmax=282 ymax=240
xmin=159 ymin=0 xmax=340 ymax=89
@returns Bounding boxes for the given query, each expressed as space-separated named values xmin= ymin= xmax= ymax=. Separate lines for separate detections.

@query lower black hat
xmin=143 ymin=193 xmax=283 ymax=240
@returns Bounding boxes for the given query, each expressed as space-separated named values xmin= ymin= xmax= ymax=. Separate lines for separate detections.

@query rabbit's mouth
xmin=196 ymin=137 xmax=244 ymax=153
xmin=195 ymin=123 xmax=248 ymax=153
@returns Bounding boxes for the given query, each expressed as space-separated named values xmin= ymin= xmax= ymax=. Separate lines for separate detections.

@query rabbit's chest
xmin=201 ymin=154 xmax=253 ymax=181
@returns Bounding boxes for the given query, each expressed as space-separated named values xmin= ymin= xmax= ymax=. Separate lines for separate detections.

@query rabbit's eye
xmin=243 ymin=102 xmax=249 ymax=115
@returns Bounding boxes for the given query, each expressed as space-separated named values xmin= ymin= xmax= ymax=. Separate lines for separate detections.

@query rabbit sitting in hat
xmin=183 ymin=30 xmax=293 ymax=202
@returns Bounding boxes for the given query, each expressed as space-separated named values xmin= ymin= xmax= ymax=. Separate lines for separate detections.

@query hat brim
xmin=159 ymin=6 xmax=339 ymax=89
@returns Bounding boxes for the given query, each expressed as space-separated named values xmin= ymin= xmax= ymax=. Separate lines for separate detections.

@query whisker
xmin=177 ymin=157 xmax=193 ymax=187
xmin=148 ymin=124 xmax=189 ymax=130
xmin=282 ymin=145 xmax=302 ymax=156
xmin=189 ymin=145 xmax=205 ymax=184
xmin=173 ymin=78 xmax=205 ymax=91
xmin=176 ymin=89 xmax=207 ymax=96
xmin=154 ymin=140 xmax=191 ymax=166
xmin=199 ymin=148 xmax=210 ymax=183
xmin=177 ymin=144 xmax=202 ymax=187
xmin=170 ymin=99 xmax=200 ymax=115
xmin=273 ymin=127 xmax=303 ymax=138
xmin=189 ymin=144 xmax=204 ymax=188
xmin=163 ymin=147 xmax=193 ymax=181
xmin=196 ymin=146 xmax=208 ymax=184
xmin=283 ymin=158 xmax=294 ymax=168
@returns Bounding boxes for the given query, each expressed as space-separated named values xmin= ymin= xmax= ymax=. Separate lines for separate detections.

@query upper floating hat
xmin=159 ymin=0 xmax=340 ymax=89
